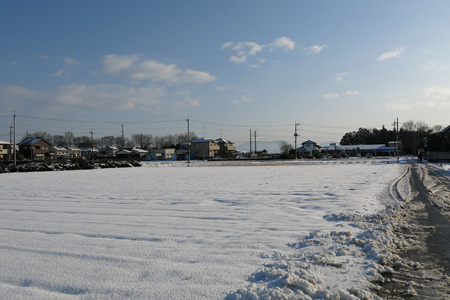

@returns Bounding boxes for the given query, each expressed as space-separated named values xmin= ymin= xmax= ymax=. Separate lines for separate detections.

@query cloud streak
xmin=0 ymin=83 xmax=203 ymax=114
xmin=102 ymin=54 xmax=216 ymax=84
xmin=377 ymin=48 xmax=404 ymax=61
xmin=422 ymin=85 xmax=450 ymax=108
xmin=221 ymin=36 xmax=295 ymax=65
xmin=306 ymin=45 xmax=327 ymax=55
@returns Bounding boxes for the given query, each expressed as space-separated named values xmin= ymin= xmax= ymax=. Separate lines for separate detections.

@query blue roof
xmin=191 ymin=138 xmax=214 ymax=143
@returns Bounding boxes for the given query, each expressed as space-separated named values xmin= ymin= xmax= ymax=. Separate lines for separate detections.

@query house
xmin=131 ymin=148 xmax=148 ymax=159
xmin=189 ymin=138 xmax=220 ymax=159
xmin=145 ymin=148 xmax=176 ymax=160
xmin=297 ymin=140 xmax=321 ymax=155
xmin=0 ymin=139 xmax=14 ymax=160
xmin=18 ymin=137 xmax=51 ymax=161
xmin=80 ymin=148 xmax=98 ymax=159
xmin=66 ymin=147 xmax=81 ymax=158
xmin=51 ymin=146 xmax=67 ymax=158
xmin=425 ymin=125 xmax=450 ymax=162
xmin=215 ymin=138 xmax=237 ymax=158
xmin=115 ymin=149 xmax=133 ymax=159
xmin=322 ymin=143 xmax=396 ymax=157
xmin=99 ymin=146 xmax=119 ymax=157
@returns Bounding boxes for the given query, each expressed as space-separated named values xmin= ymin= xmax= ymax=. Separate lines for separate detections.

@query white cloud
xmin=64 ymin=57 xmax=82 ymax=65
xmin=377 ymin=48 xmax=404 ymax=61
xmin=232 ymin=95 xmax=252 ymax=104
xmin=336 ymin=72 xmax=349 ymax=81
xmin=102 ymin=54 xmax=139 ymax=74
xmin=385 ymin=102 xmax=411 ymax=111
xmin=345 ymin=91 xmax=359 ymax=96
xmin=0 ymin=84 xmax=170 ymax=112
xmin=418 ymin=60 xmax=444 ymax=71
xmin=306 ymin=45 xmax=327 ymax=55
xmin=230 ymin=55 xmax=247 ymax=63
xmin=272 ymin=37 xmax=295 ymax=51
xmin=422 ymin=85 xmax=450 ymax=108
xmin=221 ymin=36 xmax=294 ymax=66
xmin=102 ymin=54 xmax=216 ymax=84
xmin=323 ymin=93 xmax=339 ymax=99
xmin=52 ymin=69 xmax=64 ymax=77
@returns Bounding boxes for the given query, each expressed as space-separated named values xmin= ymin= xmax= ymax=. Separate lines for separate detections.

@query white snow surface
xmin=0 ymin=159 xmax=408 ymax=299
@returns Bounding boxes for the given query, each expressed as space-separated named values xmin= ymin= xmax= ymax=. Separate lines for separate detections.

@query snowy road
xmin=0 ymin=159 xmax=407 ymax=299
xmin=377 ymin=163 xmax=450 ymax=299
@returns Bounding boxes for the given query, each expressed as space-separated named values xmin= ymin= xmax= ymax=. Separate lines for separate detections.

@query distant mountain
xmin=236 ymin=140 xmax=285 ymax=154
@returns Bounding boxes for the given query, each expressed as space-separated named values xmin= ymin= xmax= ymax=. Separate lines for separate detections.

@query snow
xmin=0 ymin=158 xmax=409 ymax=299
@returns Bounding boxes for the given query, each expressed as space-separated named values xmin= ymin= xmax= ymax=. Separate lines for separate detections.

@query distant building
xmin=322 ymin=143 xmax=396 ymax=156
xmin=189 ymin=138 xmax=220 ymax=159
xmin=215 ymin=138 xmax=237 ymax=158
xmin=146 ymin=148 xmax=176 ymax=160
xmin=297 ymin=140 xmax=321 ymax=155
xmin=66 ymin=147 xmax=81 ymax=158
xmin=18 ymin=137 xmax=51 ymax=161
xmin=0 ymin=139 xmax=14 ymax=160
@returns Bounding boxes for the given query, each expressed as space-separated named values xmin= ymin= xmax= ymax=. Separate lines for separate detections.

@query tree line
xmin=339 ymin=120 xmax=443 ymax=155
xmin=22 ymin=131 xmax=199 ymax=150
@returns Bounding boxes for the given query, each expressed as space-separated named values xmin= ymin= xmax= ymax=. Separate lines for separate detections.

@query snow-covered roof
xmin=0 ymin=139 xmax=11 ymax=145
xmin=132 ymin=148 xmax=148 ymax=154
xmin=215 ymin=138 xmax=232 ymax=144
xmin=116 ymin=149 xmax=132 ymax=155
xmin=323 ymin=144 xmax=395 ymax=151
xmin=52 ymin=146 xmax=67 ymax=151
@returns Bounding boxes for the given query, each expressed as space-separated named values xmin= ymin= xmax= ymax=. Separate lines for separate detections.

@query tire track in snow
xmin=0 ymin=227 xmax=164 ymax=243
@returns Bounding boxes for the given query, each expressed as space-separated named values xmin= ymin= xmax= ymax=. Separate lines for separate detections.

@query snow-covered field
xmin=0 ymin=159 xmax=409 ymax=299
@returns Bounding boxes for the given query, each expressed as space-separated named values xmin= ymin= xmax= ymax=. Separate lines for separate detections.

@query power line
xmin=16 ymin=114 xmax=185 ymax=124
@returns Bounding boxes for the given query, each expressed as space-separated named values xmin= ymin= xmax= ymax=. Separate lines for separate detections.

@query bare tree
xmin=53 ymin=135 xmax=66 ymax=147
xmin=100 ymin=136 xmax=115 ymax=148
xmin=131 ymin=133 xmax=153 ymax=149
xmin=432 ymin=125 xmax=444 ymax=133
xmin=279 ymin=141 xmax=294 ymax=157
xmin=64 ymin=131 xmax=75 ymax=147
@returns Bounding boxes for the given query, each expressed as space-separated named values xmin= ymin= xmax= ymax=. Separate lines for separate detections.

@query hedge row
xmin=0 ymin=159 xmax=142 ymax=173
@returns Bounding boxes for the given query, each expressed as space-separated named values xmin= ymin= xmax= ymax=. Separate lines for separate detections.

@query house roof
xmin=191 ymin=138 xmax=215 ymax=143
xmin=132 ymin=148 xmax=148 ymax=154
xmin=302 ymin=140 xmax=317 ymax=145
xmin=52 ymin=146 xmax=67 ymax=151
xmin=322 ymin=144 xmax=395 ymax=151
xmin=116 ymin=149 xmax=132 ymax=155
xmin=215 ymin=138 xmax=232 ymax=144
xmin=0 ymin=139 xmax=11 ymax=145
xmin=441 ymin=125 xmax=450 ymax=133
xmin=18 ymin=137 xmax=50 ymax=146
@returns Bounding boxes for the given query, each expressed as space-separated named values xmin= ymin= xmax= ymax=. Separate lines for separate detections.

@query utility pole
xmin=9 ymin=125 xmax=12 ymax=161
xmin=249 ymin=128 xmax=252 ymax=156
xmin=202 ymin=127 xmax=205 ymax=161
xmin=396 ymin=117 xmax=400 ymax=161
xmin=254 ymin=130 xmax=257 ymax=155
xmin=89 ymin=129 xmax=95 ymax=162
xmin=294 ymin=122 xmax=299 ymax=159
xmin=121 ymin=124 xmax=125 ymax=148
xmin=186 ymin=117 xmax=190 ymax=164
xmin=393 ymin=118 xmax=399 ymax=162
xmin=13 ymin=113 xmax=16 ymax=165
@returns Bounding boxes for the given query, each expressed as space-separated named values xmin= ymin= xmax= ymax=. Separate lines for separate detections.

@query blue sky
xmin=1 ymin=1 xmax=450 ymax=145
